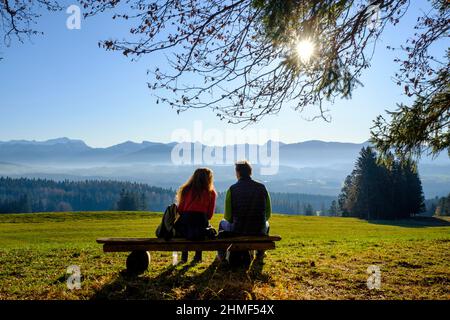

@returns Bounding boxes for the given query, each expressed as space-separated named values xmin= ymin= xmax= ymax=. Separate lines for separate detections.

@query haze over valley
xmin=1 ymin=138 xmax=448 ymax=197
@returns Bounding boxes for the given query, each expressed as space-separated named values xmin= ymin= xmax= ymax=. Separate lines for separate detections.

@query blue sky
xmin=0 ymin=1 xmax=444 ymax=147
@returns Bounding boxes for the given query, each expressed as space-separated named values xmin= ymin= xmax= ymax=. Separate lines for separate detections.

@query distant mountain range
xmin=1 ymin=137 xmax=447 ymax=166
xmin=0 ymin=138 xmax=171 ymax=164
xmin=0 ymin=138 xmax=448 ymax=197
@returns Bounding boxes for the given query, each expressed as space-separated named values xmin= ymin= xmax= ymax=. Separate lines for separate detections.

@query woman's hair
xmin=176 ymin=168 xmax=215 ymax=204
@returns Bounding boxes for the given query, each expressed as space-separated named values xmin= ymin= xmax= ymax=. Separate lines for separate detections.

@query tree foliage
xmin=435 ymin=193 xmax=450 ymax=216
xmin=75 ymin=0 xmax=413 ymax=124
xmin=0 ymin=177 xmax=174 ymax=213
xmin=218 ymin=190 xmax=334 ymax=215
xmin=372 ymin=0 xmax=449 ymax=159
xmin=371 ymin=64 xmax=449 ymax=159
xmin=0 ymin=194 xmax=31 ymax=213
xmin=339 ymin=146 xmax=425 ymax=219
xmin=116 ymin=189 xmax=148 ymax=211
xmin=328 ymin=200 xmax=339 ymax=216
xmin=0 ymin=176 xmax=334 ymax=214
xmin=0 ymin=0 xmax=61 ymax=47
xmin=1 ymin=1 xmax=448 ymax=158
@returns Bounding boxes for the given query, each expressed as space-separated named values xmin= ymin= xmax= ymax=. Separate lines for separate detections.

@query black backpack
xmin=217 ymin=230 xmax=251 ymax=268
xmin=155 ymin=204 xmax=179 ymax=240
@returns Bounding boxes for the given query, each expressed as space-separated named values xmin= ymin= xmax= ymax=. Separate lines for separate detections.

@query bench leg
xmin=126 ymin=251 xmax=151 ymax=275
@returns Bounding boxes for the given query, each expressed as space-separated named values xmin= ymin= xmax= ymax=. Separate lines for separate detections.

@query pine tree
xmin=117 ymin=189 xmax=140 ymax=211
xmin=320 ymin=203 xmax=326 ymax=216
xmin=402 ymin=159 xmax=425 ymax=217
xmin=352 ymin=147 xmax=385 ymax=220
xmin=338 ymin=173 xmax=355 ymax=217
xmin=328 ymin=200 xmax=339 ymax=217
xmin=304 ymin=203 xmax=314 ymax=216
xmin=140 ymin=192 xmax=148 ymax=211
xmin=338 ymin=147 xmax=425 ymax=220
xmin=436 ymin=194 xmax=450 ymax=216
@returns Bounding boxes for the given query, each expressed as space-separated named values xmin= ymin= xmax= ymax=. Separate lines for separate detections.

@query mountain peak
xmin=0 ymin=137 xmax=87 ymax=146
xmin=45 ymin=137 xmax=83 ymax=144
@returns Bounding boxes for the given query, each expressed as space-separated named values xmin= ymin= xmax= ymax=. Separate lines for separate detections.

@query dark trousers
xmin=217 ymin=220 xmax=270 ymax=260
xmin=175 ymin=212 xmax=209 ymax=262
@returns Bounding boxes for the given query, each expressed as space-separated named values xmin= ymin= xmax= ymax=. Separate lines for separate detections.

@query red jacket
xmin=178 ymin=189 xmax=216 ymax=220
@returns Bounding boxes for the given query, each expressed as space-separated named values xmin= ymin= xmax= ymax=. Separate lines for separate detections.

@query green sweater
xmin=223 ymin=188 xmax=272 ymax=223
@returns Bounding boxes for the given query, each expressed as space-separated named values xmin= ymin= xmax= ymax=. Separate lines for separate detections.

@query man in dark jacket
xmin=218 ymin=161 xmax=271 ymax=261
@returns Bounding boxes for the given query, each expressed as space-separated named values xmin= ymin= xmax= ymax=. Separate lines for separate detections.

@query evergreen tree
xmin=0 ymin=176 xmax=336 ymax=215
xmin=304 ymin=203 xmax=314 ymax=216
xmin=319 ymin=203 xmax=326 ymax=216
xmin=338 ymin=173 xmax=355 ymax=217
xmin=352 ymin=147 xmax=385 ymax=220
xmin=116 ymin=189 xmax=140 ymax=211
xmin=387 ymin=159 xmax=406 ymax=219
xmin=337 ymin=147 xmax=425 ymax=220
xmin=435 ymin=193 xmax=450 ymax=216
xmin=140 ymin=192 xmax=148 ymax=211
xmin=328 ymin=200 xmax=339 ymax=217
xmin=402 ymin=159 xmax=425 ymax=217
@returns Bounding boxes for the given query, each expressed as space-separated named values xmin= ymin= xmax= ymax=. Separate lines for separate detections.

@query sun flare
xmin=295 ymin=39 xmax=315 ymax=63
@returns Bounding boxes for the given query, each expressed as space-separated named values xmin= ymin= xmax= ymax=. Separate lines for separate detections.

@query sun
xmin=295 ymin=39 xmax=315 ymax=63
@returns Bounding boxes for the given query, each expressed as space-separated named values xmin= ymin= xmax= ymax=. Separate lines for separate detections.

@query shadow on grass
xmin=91 ymin=256 xmax=273 ymax=300
xmin=368 ymin=216 xmax=450 ymax=228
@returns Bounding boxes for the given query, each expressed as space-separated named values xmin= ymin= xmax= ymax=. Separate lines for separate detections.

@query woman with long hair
xmin=175 ymin=167 xmax=216 ymax=263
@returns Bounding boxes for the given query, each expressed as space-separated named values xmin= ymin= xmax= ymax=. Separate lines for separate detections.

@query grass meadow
xmin=0 ymin=211 xmax=449 ymax=300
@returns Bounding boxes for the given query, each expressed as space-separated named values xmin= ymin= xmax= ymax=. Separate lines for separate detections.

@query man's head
xmin=235 ymin=160 xmax=252 ymax=179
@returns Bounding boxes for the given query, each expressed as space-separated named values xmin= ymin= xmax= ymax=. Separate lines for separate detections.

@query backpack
xmin=217 ymin=231 xmax=251 ymax=268
xmin=155 ymin=204 xmax=180 ymax=240
xmin=227 ymin=251 xmax=252 ymax=269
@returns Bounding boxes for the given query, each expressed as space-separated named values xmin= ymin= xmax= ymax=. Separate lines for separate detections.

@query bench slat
xmin=97 ymin=235 xmax=281 ymax=245
xmin=103 ymin=242 xmax=276 ymax=252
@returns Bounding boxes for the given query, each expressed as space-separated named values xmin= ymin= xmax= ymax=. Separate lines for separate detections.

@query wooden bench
xmin=97 ymin=235 xmax=282 ymax=274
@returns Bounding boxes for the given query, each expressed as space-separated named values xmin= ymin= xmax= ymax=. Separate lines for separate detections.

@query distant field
xmin=0 ymin=212 xmax=449 ymax=300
